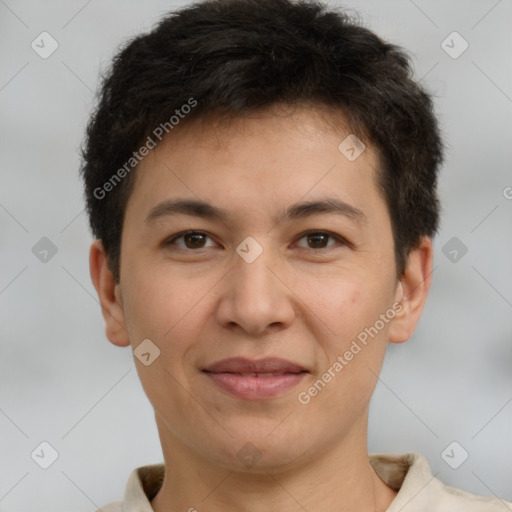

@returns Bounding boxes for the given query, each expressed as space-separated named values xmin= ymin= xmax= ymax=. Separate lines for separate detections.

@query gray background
xmin=1 ymin=0 xmax=511 ymax=510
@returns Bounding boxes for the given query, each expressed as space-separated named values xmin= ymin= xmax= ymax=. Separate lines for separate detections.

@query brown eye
xmin=306 ymin=233 xmax=330 ymax=249
xmin=296 ymin=231 xmax=343 ymax=250
xmin=166 ymin=231 xmax=216 ymax=250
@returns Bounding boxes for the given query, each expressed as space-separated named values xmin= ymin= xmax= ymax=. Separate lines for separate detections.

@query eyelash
xmin=164 ymin=230 xmax=351 ymax=252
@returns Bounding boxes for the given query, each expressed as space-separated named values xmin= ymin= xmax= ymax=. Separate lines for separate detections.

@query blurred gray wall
xmin=1 ymin=1 xmax=511 ymax=510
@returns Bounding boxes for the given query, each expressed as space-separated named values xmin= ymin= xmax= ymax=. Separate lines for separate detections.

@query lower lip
xmin=204 ymin=371 xmax=307 ymax=400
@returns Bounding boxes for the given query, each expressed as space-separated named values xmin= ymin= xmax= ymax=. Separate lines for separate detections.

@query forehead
xmin=151 ymin=103 xmax=371 ymax=160
xmin=127 ymin=104 xmax=385 ymax=229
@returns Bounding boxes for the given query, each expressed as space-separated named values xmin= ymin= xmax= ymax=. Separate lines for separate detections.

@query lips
xmin=203 ymin=357 xmax=307 ymax=375
xmin=203 ymin=357 xmax=308 ymax=400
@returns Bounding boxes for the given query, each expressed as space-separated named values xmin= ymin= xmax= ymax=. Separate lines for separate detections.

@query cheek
xmin=121 ymin=263 xmax=202 ymax=347
xmin=295 ymin=269 xmax=392 ymax=357
xmin=294 ymin=270 xmax=363 ymax=334
xmin=299 ymin=277 xmax=391 ymax=415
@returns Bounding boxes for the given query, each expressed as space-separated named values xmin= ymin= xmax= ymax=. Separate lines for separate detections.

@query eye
xmin=295 ymin=231 xmax=348 ymax=250
xmin=165 ymin=230 xmax=217 ymax=250
xmin=164 ymin=230 xmax=349 ymax=252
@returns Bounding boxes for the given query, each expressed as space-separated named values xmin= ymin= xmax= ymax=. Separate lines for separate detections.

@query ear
xmin=388 ymin=236 xmax=433 ymax=344
xmin=89 ymin=239 xmax=131 ymax=347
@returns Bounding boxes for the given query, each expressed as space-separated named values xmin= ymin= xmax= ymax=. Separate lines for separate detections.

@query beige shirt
xmin=96 ymin=452 xmax=511 ymax=511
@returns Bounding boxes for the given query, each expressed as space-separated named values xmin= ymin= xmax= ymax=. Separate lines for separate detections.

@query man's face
xmin=112 ymin=106 xmax=405 ymax=470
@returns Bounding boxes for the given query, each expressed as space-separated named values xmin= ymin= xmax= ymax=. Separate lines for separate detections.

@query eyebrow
xmin=145 ymin=197 xmax=367 ymax=226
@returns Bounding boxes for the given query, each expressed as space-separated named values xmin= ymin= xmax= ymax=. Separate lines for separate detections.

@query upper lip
xmin=203 ymin=357 xmax=308 ymax=374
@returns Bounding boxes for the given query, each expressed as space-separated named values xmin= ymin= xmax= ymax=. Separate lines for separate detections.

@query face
xmin=92 ymin=105 xmax=431 ymax=473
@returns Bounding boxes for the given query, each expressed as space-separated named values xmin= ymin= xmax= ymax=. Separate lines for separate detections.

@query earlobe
xmin=387 ymin=237 xmax=434 ymax=344
xmin=89 ymin=240 xmax=131 ymax=347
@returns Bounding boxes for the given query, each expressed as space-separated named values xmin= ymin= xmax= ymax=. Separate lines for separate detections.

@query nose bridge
xmin=216 ymin=235 xmax=295 ymax=334
xmin=232 ymin=235 xmax=277 ymax=299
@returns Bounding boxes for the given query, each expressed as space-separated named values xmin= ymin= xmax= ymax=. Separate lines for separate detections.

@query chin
xmin=205 ymin=427 xmax=308 ymax=473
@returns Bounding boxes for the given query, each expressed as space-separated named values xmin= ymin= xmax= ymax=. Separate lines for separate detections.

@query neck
xmin=150 ymin=414 xmax=397 ymax=512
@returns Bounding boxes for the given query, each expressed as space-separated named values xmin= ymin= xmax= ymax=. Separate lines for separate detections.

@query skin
xmin=90 ymin=104 xmax=433 ymax=512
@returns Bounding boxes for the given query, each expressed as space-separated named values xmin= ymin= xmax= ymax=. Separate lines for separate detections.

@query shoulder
xmin=94 ymin=463 xmax=165 ymax=512
xmin=426 ymin=481 xmax=512 ymax=511
xmin=430 ymin=480 xmax=512 ymax=511
xmin=370 ymin=452 xmax=512 ymax=512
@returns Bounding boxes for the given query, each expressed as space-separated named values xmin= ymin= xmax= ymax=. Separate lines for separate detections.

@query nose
xmin=215 ymin=242 xmax=296 ymax=337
